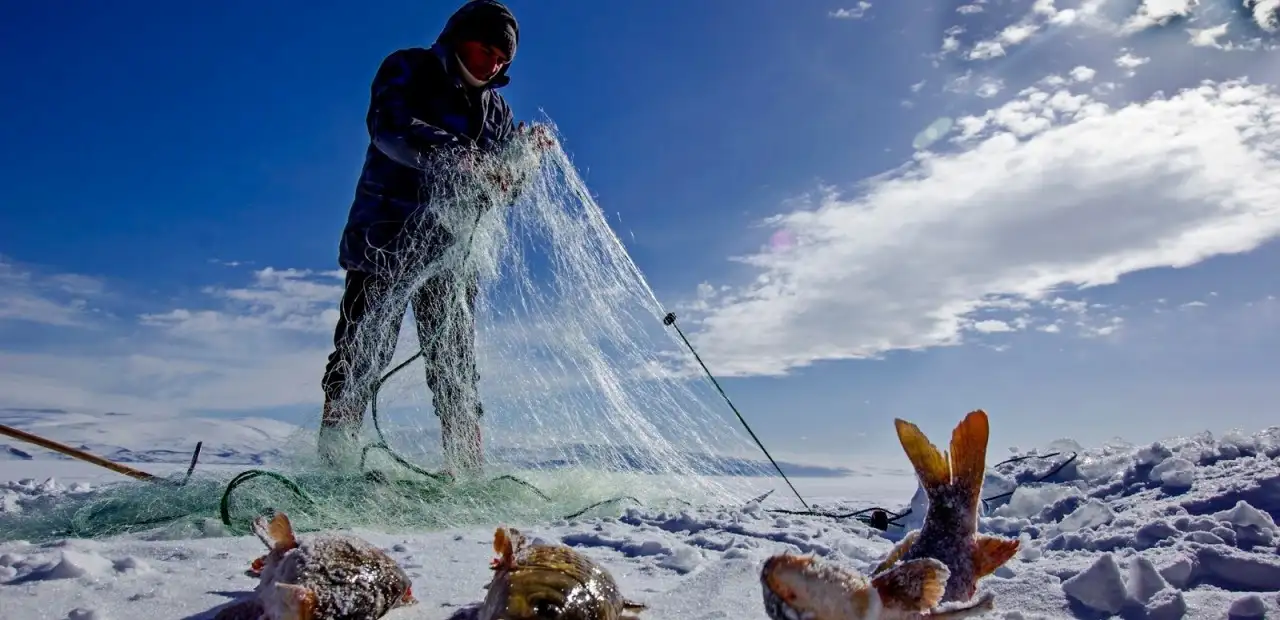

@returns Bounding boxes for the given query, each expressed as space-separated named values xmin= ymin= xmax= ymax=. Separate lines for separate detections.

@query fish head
xmin=491 ymin=526 xmax=529 ymax=572
xmin=500 ymin=597 xmax=582 ymax=619
xmin=760 ymin=553 xmax=882 ymax=620
xmin=384 ymin=561 xmax=418 ymax=609
xmin=396 ymin=583 xmax=418 ymax=608
xmin=481 ymin=565 xmax=584 ymax=620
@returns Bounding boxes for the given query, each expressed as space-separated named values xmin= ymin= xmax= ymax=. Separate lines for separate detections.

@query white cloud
xmin=947 ymin=0 xmax=1271 ymax=63
xmin=829 ymin=2 xmax=871 ymax=19
xmin=0 ymin=257 xmax=676 ymax=422
xmin=973 ymin=319 xmax=1015 ymax=333
xmin=1069 ymin=66 xmax=1097 ymax=82
xmin=678 ymin=79 xmax=1280 ymax=377
xmin=969 ymin=40 xmax=1007 ymax=60
xmin=1246 ymin=0 xmax=1280 ymax=33
xmin=957 ymin=4 xmax=984 ymax=14
xmin=1000 ymin=23 xmax=1041 ymax=46
xmin=1114 ymin=50 xmax=1151 ymax=75
xmin=1122 ymin=0 xmax=1198 ymax=34
xmin=1188 ymin=23 xmax=1230 ymax=49
xmin=975 ymin=78 xmax=1005 ymax=98
xmin=959 ymin=0 xmax=1075 ymax=61
xmin=139 ymin=267 xmax=344 ymax=337
xmin=0 ymin=256 xmax=104 ymax=327
xmin=0 ymin=266 xmax=347 ymax=415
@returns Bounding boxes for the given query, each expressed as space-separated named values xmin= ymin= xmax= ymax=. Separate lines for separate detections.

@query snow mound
xmin=970 ymin=426 xmax=1280 ymax=617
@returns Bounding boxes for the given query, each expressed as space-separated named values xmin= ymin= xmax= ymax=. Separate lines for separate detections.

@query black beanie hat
xmin=444 ymin=0 xmax=519 ymax=60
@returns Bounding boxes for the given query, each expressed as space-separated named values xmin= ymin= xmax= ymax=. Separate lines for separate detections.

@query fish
xmin=872 ymin=409 xmax=1021 ymax=604
xmin=476 ymin=526 xmax=646 ymax=620
xmin=760 ymin=552 xmax=997 ymax=619
xmin=212 ymin=511 xmax=417 ymax=620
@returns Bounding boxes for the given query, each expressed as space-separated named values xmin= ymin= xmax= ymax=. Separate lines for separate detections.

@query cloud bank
xmin=681 ymin=78 xmax=1280 ymax=376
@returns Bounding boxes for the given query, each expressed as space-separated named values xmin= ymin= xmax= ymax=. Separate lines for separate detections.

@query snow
xmin=2 ymin=410 xmax=1280 ymax=619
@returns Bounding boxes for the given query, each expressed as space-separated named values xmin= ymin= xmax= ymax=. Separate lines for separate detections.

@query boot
xmin=440 ymin=408 xmax=484 ymax=478
xmin=318 ymin=398 xmax=364 ymax=469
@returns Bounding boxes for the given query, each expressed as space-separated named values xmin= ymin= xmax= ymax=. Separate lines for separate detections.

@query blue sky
xmin=2 ymin=0 xmax=1280 ymax=465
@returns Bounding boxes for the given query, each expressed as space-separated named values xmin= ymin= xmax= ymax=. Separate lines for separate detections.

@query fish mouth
xmin=760 ymin=554 xmax=823 ymax=620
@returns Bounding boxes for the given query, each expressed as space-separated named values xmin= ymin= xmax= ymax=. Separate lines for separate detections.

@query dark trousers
xmin=321 ymin=269 xmax=481 ymax=431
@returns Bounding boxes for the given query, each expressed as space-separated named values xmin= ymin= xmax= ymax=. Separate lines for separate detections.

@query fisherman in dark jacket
xmin=318 ymin=0 xmax=551 ymax=474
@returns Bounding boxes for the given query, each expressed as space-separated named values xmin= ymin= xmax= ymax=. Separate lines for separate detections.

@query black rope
xmin=655 ymin=311 xmax=1082 ymax=533
xmin=765 ymin=450 xmax=1079 ymax=530
xmin=661 ymin=312 xmax=811 ymax=512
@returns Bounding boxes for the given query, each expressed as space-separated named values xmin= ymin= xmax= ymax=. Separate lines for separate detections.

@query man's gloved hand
xmin=486 ymin=166 xmax=514 ymax=193
xmin=453 ymin=147 xmax=513 ymax=193
xmin=517 ymin=121 xmax=556 ymax=152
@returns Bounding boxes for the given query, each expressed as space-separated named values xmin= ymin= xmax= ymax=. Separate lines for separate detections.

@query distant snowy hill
xmin=0 ymin=407 xmax=300 ymax=465
xmin=0 ymin=408 xmax=861 ymax=478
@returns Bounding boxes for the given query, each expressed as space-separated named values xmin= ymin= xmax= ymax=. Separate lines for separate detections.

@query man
xmin=319 ymin=0 xmax=548 ymax=475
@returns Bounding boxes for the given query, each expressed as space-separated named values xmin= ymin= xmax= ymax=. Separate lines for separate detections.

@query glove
xmin=517 ymin=121 xmax=556 ymax=152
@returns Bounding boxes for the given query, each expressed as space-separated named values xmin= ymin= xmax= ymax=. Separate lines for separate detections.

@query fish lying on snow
xmin=477 ymin=526 xmax=646 ymax=620
xmin=213 ymin=511 xmax=416 ymax=620
xmin=760 ymin=552 xmax=996 ymax=619
xmin=872 ymin=409 xmax=1021 ymax=605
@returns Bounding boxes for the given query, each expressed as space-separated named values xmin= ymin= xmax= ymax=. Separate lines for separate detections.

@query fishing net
xmin=0 ymin=121 xmax=782 ymax=542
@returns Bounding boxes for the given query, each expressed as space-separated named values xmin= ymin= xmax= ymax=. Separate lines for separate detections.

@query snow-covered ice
xmin=2 ymin=408 xmax=1279 ymax=619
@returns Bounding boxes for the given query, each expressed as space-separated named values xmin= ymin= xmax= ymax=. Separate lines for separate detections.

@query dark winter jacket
xmin=338 ymin=3 xmax=520 ymax=274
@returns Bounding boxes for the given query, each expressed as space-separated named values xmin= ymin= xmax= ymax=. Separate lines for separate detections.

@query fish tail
xmin=272 ymin=583 xmax=317 ymax=620
xmin=947 ymin=409 xmax=990 ymax=511
xmin=893 ymin=419 xmax=952 ymax=496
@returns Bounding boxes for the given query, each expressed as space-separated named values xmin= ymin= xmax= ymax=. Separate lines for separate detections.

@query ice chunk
xmin=1126 ymin=556 xmax=1168 ymax=604
xmin=1158 ymin=555 xmax=1196 ymax=589
xmin=1056 ymin=498 xmax=1115 ymax=532
xmin=1183 ymin=530 xmax=1225 ymax=545
xmin=1227 ymin=594 xmax=1266 ymax=618
xmin=1135 ymin=520 xmax=1179 ymax=549
xmin=656 ymin=544 xmax=703 ymax=574
xmin=1196 ymin=546 xmax=1280 ymax=591
xmin=39 ymin=550 xmax=113 ymax=581
xmin=1061 ymin=553 xmax=1127 ymax=613
xmin=1213 ymin=500 xmax=1276 ymax=532
xmin=1149 ymin=457 xmax=1194 ymax=490
xmin=1143 ymin=588 xmax=1187 ymax=620
xmin=994 ymin=483 xmax=1081 ymax=520
xmin=1136 ymin=442 xmax=1172 ymax=466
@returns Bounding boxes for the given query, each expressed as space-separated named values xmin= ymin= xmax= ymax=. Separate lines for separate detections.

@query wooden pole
xmin=0 ymin=423 xmax=160 ymax=482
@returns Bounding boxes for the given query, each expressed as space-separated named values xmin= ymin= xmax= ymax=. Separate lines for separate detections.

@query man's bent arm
xmin=368 ymin=50 xmax=463 ymax=169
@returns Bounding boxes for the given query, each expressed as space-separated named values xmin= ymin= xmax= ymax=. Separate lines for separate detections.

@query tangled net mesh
xmin=0 ymin=121 xmax=781 ymax=542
